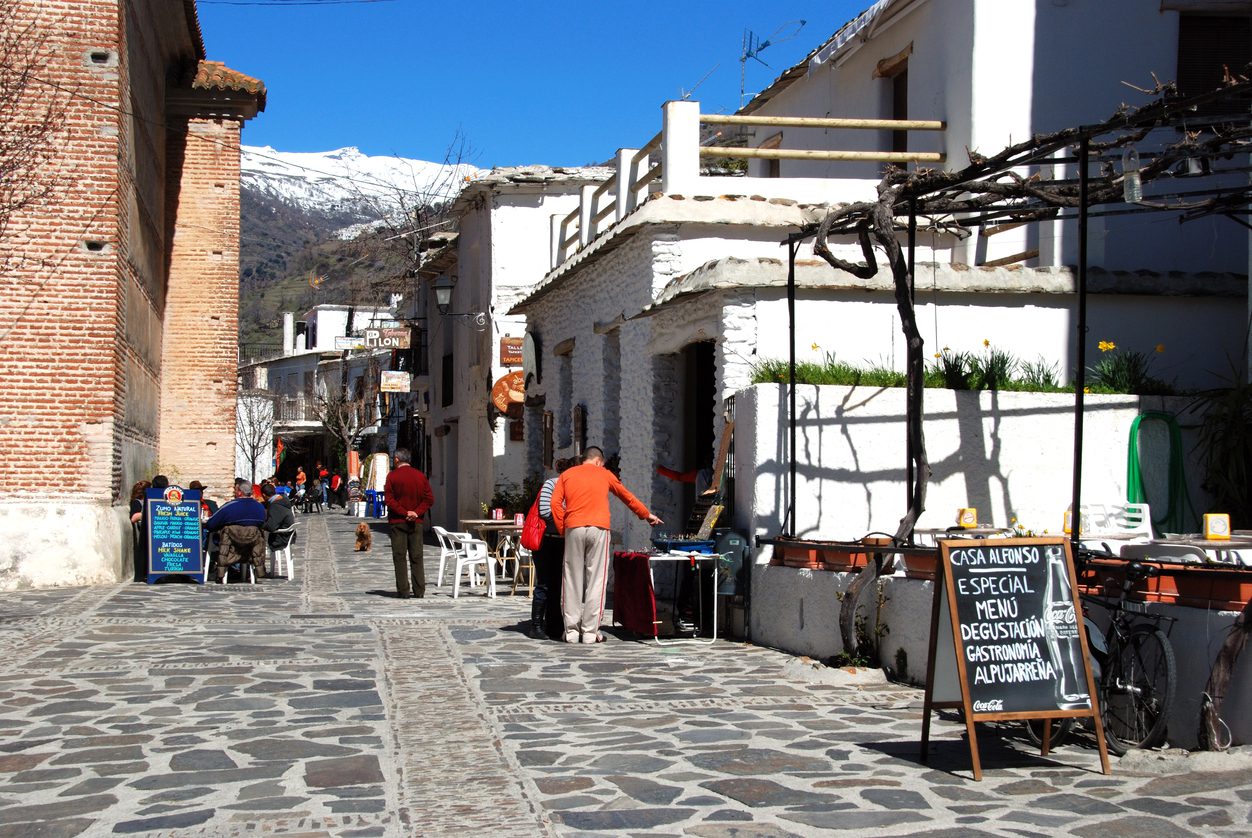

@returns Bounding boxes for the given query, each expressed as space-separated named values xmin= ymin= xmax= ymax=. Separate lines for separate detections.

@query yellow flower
xmin=1083 ymin=386 xmax=1091 ymax=394
xmin=983 ymin=339 xmax=990 ymax=348
xmin=1155 ymin=343 xmax=1165 ymax=354
xmin=811 ymin=342 xmax=820 ymax=351
xmin=1098 ymin=340 xmax=1116 ymax=352
xmin=933 ymin=352 xmax=941 ymax=359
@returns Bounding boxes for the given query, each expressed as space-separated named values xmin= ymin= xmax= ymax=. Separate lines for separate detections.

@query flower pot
xmin=901 ymin=552 xmax=939 ymax=580
xmin=820 ymin=547 xmax=868 ymax=572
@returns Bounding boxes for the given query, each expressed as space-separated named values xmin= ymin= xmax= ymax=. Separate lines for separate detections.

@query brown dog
xmin=354 ymin=523 xmax=373 ymax=552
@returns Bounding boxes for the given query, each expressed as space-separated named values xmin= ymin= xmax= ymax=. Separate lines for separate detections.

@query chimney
xmin=282 ymin=312 xmax=295 ymax=356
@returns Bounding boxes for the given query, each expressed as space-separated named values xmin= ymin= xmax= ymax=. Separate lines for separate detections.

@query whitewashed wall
xmin=733 ymin=384 xmax=1205 ymax=543
xmin=742 ymin=0 xmax=1245 ymax=274
xmin=737 ymin=382 xmax=1249 ymax=747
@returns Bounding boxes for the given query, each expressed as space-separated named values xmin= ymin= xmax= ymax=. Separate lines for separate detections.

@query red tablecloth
xmin=612 ymin=551 xmax=657 ymax=637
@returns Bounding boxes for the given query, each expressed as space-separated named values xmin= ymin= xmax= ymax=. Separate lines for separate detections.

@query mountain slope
xmin=237 ymin=146 xmax=479 ymax=358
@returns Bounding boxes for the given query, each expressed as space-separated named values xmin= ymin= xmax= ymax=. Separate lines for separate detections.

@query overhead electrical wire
xmin=29 ymin=73 xmax=472 ymax=209
xmin=200 ymin=0 xmax=397 ymax=6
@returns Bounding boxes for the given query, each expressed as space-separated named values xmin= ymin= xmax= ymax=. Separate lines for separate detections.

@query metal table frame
xmin=647 ymin=551 xmax=723 ymax=645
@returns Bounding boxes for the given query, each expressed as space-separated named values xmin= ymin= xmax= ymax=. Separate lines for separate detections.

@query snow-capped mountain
xmin=241 ymin=145 xmax=480 ymax=229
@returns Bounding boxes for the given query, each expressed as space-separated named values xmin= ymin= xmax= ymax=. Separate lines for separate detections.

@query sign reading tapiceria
xmin=919 ymin=537 xmax=1109 ymax=780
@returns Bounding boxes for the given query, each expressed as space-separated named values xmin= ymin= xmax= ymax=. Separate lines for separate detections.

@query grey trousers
xmin=561 ymin=526 xmax=611 ymax=641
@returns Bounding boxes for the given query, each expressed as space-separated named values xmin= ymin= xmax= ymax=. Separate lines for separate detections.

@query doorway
xmin=679 ymin=341 xmax=716 ymax=525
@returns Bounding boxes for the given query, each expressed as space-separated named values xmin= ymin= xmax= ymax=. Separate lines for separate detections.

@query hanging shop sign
xmin=500 ymin=337 xmax=524 ymax=367
xmin=490 ymin=370 xmax=525 ymax=413
xmin=364 ymin=328 xmax=411 ymax=349
xmin=335 ymin=336 xmax=366 ymax=351
xmin=380 ymin=371 xmax=412 ymax=393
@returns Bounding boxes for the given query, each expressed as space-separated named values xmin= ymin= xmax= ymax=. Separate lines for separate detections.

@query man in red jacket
xmin=552 ymin=446 xmax=662 ymax=643
xmin=383 ymin=448 xmax=435 ymax=598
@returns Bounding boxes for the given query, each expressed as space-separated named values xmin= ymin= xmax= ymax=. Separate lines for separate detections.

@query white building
xmin=401 ymin=167 xmax=611 ymax=530
xmin=510 ymin=0 xmax=1248 ymax=551
xmin=237 ymin=303 xmax=397 ymax=485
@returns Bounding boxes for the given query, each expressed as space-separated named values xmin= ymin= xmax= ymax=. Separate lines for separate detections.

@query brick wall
xmin=159 ymin=116 xmax=243 ymax=492
xmin=0 ymin=1 xmax=128 ymax=501
xmin=0 ymin=1 xmax=253 ymax=589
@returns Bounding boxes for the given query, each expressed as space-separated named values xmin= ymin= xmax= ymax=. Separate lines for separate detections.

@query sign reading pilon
xmin=364 ymin=328 xmax=410 ymax=349
xmin=920 ymin=537 xmax=1109 ymax=779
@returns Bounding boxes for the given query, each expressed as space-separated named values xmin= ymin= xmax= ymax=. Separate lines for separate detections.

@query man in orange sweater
xmin=551 ymin=446 xmax=662 ymax=643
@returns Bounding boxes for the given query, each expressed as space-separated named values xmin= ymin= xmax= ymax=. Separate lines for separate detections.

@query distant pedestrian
xmin=383 ymin=448 xmax=434 ymax=599
xmin=551 ymin=446 xmax=662 ymax=644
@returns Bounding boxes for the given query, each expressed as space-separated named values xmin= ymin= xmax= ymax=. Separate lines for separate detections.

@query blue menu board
xmin=145 ymin=487 xmax=205 ymax=583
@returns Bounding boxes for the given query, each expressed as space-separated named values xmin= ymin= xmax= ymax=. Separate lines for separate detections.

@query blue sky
xmin=198 ymin=0 xmax=870 ymax=168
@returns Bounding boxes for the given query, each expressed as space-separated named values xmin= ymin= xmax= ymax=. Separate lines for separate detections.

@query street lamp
xmin=431 ymin=274 xmax=487 ymax=330
xmin=433 ymin=274 xmax=455 ymax=315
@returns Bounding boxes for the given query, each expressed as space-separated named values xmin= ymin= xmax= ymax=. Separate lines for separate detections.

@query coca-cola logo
xmin=972 ymin=699 xmax=1004 ymax=712
xmin=1046 ymin=605 xmax=1077 ymax=625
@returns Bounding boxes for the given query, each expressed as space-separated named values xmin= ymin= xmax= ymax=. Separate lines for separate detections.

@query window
xmin=874 ymin=43 xmax=913 ymax=156
xmin=758 ymin=131 xmax=783 ymax=179
xmin=441 ymin=353 xmax=454 ymax=408
xmin=891 ymin=68 xmax=909 ymax=154
xmin=542 ymin=411 xmax=554 ymax=468
xmin=1177 ymin=13 xmax=1251 ymax=115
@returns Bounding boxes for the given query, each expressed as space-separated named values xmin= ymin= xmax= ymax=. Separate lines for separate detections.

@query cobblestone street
xmin=1 ymin=513 xmax=1250 ymax=836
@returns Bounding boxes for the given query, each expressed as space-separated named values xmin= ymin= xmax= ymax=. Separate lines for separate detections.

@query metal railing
xmin=274 ymin=396 xmax=320 ymax=423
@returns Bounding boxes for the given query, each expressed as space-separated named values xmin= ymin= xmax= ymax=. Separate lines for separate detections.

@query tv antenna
xmin=739 ymin=19 xmax=806 ymax=107
xmin=682 ymin=63 xmax=720 ymax=100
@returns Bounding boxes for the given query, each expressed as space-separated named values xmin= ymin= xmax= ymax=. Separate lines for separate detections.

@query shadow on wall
xmin=750 ymin=384 xmax=1166 ymax=540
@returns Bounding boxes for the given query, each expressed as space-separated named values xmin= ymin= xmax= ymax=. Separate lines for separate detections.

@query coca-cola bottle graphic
xmin=1043 ymin=546 xmax=1089 ymax=708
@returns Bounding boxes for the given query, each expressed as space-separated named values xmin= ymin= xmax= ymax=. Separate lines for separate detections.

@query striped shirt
xmin=538 ymin=477 xmax=558 ymax=528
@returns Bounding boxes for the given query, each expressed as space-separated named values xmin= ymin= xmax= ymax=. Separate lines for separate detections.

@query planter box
xmin=1137 ymin=565 xmax=1252 ymax=611
xmin=773 ymin=539 xmax=879 ymax=572
xmin=1077 ymin=558 xmax=1252 ymax=611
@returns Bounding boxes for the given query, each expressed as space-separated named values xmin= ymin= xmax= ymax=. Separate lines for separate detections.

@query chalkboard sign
xmin=920 ymin=537 xmax=1108 ymax=780
xmin=145 ymin=486 xmax=206 ymax=584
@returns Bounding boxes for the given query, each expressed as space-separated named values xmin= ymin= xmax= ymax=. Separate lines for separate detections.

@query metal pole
xmin=907 ymin=200 xmax=917 ymax=518
xmin=1071 ymin=136 xmax=1090 ymax=548
xmin=787 ymin=237 xmax=798 ymax=538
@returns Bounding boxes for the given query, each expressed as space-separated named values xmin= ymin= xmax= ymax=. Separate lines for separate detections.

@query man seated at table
xmin=261 ymin=482 xmax=295 ymax=548
xmin=206 ymin=481 xmax=267 ymax=583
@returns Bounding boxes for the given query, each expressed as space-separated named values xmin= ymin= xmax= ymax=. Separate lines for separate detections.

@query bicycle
xmin=1024 ymin=546 xmax=1177 ymax=756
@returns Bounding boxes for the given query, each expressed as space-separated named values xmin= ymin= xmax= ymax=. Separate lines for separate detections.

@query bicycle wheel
xmin=1101 ymin=625 xmax=1176 ymax=754
xmin=1023 ymin=718 xmax=1074 ymax=749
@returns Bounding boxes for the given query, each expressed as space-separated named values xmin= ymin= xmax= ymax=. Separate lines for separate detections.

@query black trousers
xmin=390 ymin=520 xmax=424 ymax=597
xmin=535 ymin=532 xmax=565 ymax=638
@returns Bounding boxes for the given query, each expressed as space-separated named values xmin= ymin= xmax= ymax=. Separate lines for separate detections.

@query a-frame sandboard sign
xmin=919 ymin=537 xmax=1110 ymax=780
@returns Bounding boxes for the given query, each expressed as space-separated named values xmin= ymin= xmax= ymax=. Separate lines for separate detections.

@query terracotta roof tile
xmin=193 ymin=61 xmax=266 ymax=99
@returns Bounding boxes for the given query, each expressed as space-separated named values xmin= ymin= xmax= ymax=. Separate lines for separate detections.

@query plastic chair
xmin=432 ymin=526 xmax=472 ymax=585
xmin=511 ymin=545 xmax=535 ymax=596
xmin=269 ymin=526 xmax=297 ymax=580
xmin=1079 ymin=502 xmax=1153 ymax=542
xmin=452 ymin=536 xmax=495 ymax=599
